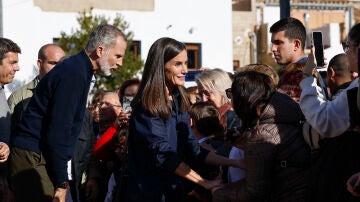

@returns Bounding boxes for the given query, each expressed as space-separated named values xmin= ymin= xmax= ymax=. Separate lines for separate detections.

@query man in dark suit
xmin=9 ymin=24 xmax=127 ymax=202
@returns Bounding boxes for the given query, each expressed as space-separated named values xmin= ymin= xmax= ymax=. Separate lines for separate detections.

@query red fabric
xmin=93 ymin=124 xmax=118 ymax=160
xmin=219 ymin=103 xmax=233 ymax=132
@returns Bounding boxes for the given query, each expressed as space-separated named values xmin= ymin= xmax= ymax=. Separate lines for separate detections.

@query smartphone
xmin=313 ymin=32 xmax=325 ymax=67
xmin=122 ymin=96 xmax=133 ymax=113
xmin=185 ymin=70 xmax=201 ymax=82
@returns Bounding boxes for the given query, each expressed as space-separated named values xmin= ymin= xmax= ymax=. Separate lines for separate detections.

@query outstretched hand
xmin=347 ymin=172 xmax=360 ymax=197
xmin=0 ymin=142 xmax=9 ymax=163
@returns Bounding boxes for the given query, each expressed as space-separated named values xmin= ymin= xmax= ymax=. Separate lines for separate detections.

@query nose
xmin=271 ymin=44 xmax=277 ymax=52
xmin=116 ymin=58 xmax=123 ymax=67
xmin=182 ymin=63 xmax=188 ymax=73
xmin=14 ymin=64 xmax=20 ymax=71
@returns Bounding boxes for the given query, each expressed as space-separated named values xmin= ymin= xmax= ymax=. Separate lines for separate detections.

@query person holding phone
xmin=118 ymin=78 xmax=140 ymax=113
xmin=300 ymin=23 xmax=360 ymax=202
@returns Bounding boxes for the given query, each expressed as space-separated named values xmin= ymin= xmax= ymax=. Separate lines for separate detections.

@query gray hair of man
xmin=85 ymin=24 xmax=126 ymax=52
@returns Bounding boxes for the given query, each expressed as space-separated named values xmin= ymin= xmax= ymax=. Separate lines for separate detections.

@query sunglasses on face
xmin=225 ymin=88 xmax=232 ymax=99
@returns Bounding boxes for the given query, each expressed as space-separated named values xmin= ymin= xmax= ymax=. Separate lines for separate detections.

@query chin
xmin=101 ymin=69 xmax=112 ymax=76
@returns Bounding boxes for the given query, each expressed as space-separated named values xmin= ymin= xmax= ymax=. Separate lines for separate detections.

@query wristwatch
xmin=55 ymin=181 xmax=69 ymax=189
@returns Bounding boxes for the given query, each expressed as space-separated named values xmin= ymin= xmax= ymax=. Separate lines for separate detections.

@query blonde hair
xmin=195 ymin=68 xmax=232 ymax=106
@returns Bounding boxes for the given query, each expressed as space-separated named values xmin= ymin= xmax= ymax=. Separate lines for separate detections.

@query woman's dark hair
xmin=118 ymin=78 xmax=141 ymax=104
xmin=231 ymin=71 xmax=276 ymax=130
xmin=134 ymin=37 xmax=189 ymax=119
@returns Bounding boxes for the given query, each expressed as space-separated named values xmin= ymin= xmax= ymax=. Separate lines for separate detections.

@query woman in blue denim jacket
xmin=126 ymin=37 xmax=243 ymax=202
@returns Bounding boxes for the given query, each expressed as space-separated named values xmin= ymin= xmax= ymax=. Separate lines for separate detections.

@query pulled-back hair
xmin=231 ymin=71 xmax=276 ymax=130
xmin=118 ymin=78 xmax=141 ymax=104
xmin=134 ymin=37 xmax=189 ymax=119
xmin=239 ymin=64 xmax=279 ymax=86
xmin=270 ymin=17 xmax=306 ymax=50
xmin=0 ymin=37 xmax=21 ymax=64
xmin=85 ymin=24 xmax=126 ymax=52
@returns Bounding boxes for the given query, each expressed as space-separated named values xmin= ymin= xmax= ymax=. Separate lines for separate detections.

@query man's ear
xmin=36 ymin=59 xmax=42 ymax=69
xmin=293 ymin=39 xmax=302 ymax=51
xmin=328 ymin=67 xmax=336 ymax=79
xmin=96 ymin=46 xmax=105 ymax=57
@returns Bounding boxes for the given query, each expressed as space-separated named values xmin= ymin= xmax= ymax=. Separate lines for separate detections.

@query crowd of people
xmin=0 ymin=17 xmax=359 ymax=202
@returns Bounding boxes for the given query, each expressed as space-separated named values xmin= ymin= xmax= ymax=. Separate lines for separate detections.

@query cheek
xmin=165 ymin=70 xmax=176 ymax=81
xmin=108 ymin=56 xmax=116 ymax=65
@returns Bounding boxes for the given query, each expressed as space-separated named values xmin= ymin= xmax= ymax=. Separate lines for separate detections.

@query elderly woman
xmin=213 ymin=70 xmax=310 ymax=202
xmin=196 ymin=68 xmax=242 ymax=183
xmin=195 ymin=68 xmax=240 ymax=140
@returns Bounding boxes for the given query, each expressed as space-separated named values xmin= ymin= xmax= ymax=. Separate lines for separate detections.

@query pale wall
xmin=2 ymin=0 xmax=233 ymax=96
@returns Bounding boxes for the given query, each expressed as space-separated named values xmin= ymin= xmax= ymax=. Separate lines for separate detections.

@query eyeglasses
xmin=225 ymin=88 xmax=232 ymax=99
xmin=97 ymin=102 xmax=121 ymax=108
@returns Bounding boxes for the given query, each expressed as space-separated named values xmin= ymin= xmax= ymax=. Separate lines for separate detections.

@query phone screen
xmin=122 ymin=96 xmax=133 ymax=113
xmin=313 ymin=32 xmax=325 ymax=67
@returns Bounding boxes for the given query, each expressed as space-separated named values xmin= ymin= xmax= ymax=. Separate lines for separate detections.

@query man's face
xmin=38 ymin=46 xmax=65 ymax=79
xmin=326 ymin=68 xmax=336 ymax=93
xmin=344 ymin=38 xmax=359 ymax=75
xmin=0 ymin=52 xmax=20 ymax=86
xmin=271 ymin=30 xmax=297 ymax=65
xmin=97 ymin=36 xmax=127 ymax=76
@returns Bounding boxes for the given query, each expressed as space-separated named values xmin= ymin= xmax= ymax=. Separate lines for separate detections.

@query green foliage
xmin=58 ymin=9 xmax=143 ymax=91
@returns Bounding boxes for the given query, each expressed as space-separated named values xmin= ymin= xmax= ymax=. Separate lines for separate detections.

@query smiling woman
xmin=126 ymin=38 xmax=241 ymax=201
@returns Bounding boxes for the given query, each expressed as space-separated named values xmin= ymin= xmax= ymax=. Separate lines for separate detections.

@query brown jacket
xmin=213 ymin=91 xmax=311 ymax=202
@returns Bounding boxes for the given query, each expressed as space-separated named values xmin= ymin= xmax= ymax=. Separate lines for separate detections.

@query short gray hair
xmin=85 ymin=24 xmax=126 ymax=52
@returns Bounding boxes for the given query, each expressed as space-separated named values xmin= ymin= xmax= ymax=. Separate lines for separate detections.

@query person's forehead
xmin=101 ymin=93 xmax=119 ymax=102
xmin=2 ymin=52 xmax=18 ymax=61
xmin=272 ymin=30 xmax=287 ymax=38
xmin=125 ymin=84 xmax=138 ymax=91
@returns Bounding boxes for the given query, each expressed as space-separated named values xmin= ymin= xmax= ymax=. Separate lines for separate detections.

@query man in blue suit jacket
xmin=9 ymin=24 xmax=127 ymax=202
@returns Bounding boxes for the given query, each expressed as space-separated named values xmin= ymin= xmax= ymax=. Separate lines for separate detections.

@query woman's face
xmin=197 ymin=85 xmax=223 ymax=108
xmin=124 ymin=84 xmax=139 ymax=97
xmin=165 ymin=50 xmax=188 ymax=88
